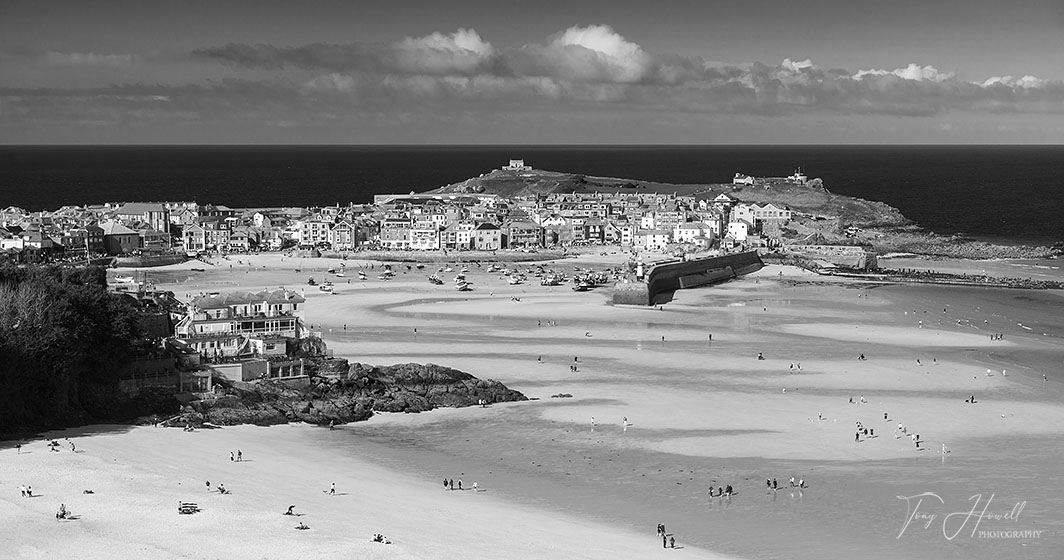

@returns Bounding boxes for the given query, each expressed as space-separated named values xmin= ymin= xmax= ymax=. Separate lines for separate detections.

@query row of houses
xmin=1 ymin=167 xmax=797 ymax=258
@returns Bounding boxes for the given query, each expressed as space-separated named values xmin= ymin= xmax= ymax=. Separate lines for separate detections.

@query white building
xmin=503 ymin=159 xmax=532 ymax=171
xmin=733 ymin=173 xmax=755 ymax=185
xmin=726 ymin=221 xmax=749 ymax=242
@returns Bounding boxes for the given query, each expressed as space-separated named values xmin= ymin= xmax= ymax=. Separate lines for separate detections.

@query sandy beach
xmin=4 ymin=251 xmax=1063 ymax=559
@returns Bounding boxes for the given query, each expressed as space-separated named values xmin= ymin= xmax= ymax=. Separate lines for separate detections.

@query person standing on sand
xmin=663 ymin=534 xmax=668 ymax=548
xmin=230 ymin=451 xmax=234 ymax=462
xmin=670 ymin=536 xmax=675 ymax=548
xmin=237 ymin=450 xmax=242 ymax=462
xmin=330 ymin=482 xmax=335 ymax=495
xmin=15 ymin=443 xmax=20 ymax=454
xmin=473 ymin=481 xmax=478 ymax=491
xmin=458 ymin=480 xmax=463 ymax=490
xmin=206 ymin=481 xmax=211 ymax=492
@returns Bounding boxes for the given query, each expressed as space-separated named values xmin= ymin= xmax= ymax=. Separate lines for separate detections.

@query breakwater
xmin=612 ymin=251 xmax=764 ymax=305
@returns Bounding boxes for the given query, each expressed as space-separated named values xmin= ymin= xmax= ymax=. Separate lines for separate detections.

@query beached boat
xmin=508 ymin=276 xmax=523 ymax=285
xmin=114 ymin=275 xmax=135 ymax=283
xmin=319 ymin=282 xmax=333 ymax=293
xmin=455 ymin=281 xmax=472 ymax=291
xmin=428 ymin=274 xmax=444 ymax=285
xmin=572 ymin=281 xmax=591 ymax=292
xmin=358 ymin=271 xmax=367 ymax=280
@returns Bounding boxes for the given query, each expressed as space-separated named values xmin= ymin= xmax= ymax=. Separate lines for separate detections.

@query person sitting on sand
xmin=757 ymin=352 xmax=765 ymax=360
xmin=295 ymin=522 xmax=309 ymax=530
xmin=56 ymin=503 xmax=69 ymax=520
xmin=218 ymin=484 xmax=228 ymax=494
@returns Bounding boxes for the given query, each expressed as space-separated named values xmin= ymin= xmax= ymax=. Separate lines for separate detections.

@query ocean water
xmin=1 ymin=145 xmax=1063 ymax=244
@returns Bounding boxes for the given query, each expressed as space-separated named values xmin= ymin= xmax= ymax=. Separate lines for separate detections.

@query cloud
xmin=6 ymin=23 xmax=1064 ymax=140
xmin=982 ymin=75 xmax=1045 ymax=89
xmin=45 ymin=51 xmax=138 ymax=67
xmin=188 ymin=25 xmax=1064 ymax=117
xmin=853 ymin=63 xmax=954 ymax=82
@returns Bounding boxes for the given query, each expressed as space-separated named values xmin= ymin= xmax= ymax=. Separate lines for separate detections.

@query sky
xmin=2 ymin=0 xmax=1064 ymax=144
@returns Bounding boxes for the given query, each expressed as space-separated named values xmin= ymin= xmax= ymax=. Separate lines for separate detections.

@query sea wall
xmin=785 ymin=245 xmax=877 ymax=270
xmin=114 ymin=254 xmax=188 ymax=268
xmin=612 ymin=251 xmax=764 ymax=305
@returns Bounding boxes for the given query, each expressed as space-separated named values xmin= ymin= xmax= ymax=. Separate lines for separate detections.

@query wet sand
xmin=4 ymin=252 xmax=1061 ymax=559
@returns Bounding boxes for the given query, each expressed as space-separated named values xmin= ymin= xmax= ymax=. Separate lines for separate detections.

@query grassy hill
xmin=429 ymin=168 xmax=909 ymax=228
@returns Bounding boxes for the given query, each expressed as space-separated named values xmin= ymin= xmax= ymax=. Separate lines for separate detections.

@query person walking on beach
xmin=329 ymin=482 xmax=335 ymax=495
xmin=449 ymin=479 xmax=454 ymax=490
xmin=591 ymin=416 xmax=596 ymax=430
xmin=473 ymin=481 xmax=478 ymax=491
xmin=230 ymin=451 xmax=234 ymax=462
xmin=772 ymin=478 xmax=778 ymax=490
xmin=15 ymin=443 xmax=21 ymax=454
xmin=669 ymin=536 xmax=675 ymax=548
xmin=205 ymin=481 xmax=211 ymax=492
xmin=237 ymin=450 xmax=242 ymax=462
xmin=663 ymin=534 xmax=668 ymax=548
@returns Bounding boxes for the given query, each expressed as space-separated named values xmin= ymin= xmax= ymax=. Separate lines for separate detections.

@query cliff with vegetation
xmin=0 ymin=265 xmax=160 ymax=436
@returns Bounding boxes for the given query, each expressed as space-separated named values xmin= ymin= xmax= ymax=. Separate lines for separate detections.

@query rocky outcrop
xmin=176 ymin=362 xmax=527 ymax=427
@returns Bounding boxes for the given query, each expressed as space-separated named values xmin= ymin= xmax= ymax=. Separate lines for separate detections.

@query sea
xmin=2 ymin=145 xmax=1063 ymax=245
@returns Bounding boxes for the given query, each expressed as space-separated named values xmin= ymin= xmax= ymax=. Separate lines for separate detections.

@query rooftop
xmin=192 ymin=289 xmax=306 ymax=310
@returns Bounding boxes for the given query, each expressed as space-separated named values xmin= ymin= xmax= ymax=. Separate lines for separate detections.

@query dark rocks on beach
xmin=178 ymin=362 xmax=527 ymax=427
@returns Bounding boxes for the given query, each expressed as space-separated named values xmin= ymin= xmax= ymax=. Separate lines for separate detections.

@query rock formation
xmin=175 ymin=361 xmax=527 ymax=427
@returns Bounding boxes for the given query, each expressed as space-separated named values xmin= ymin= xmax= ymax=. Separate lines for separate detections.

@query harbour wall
xmin=612 ymin=251 xmax=764 ymax=305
